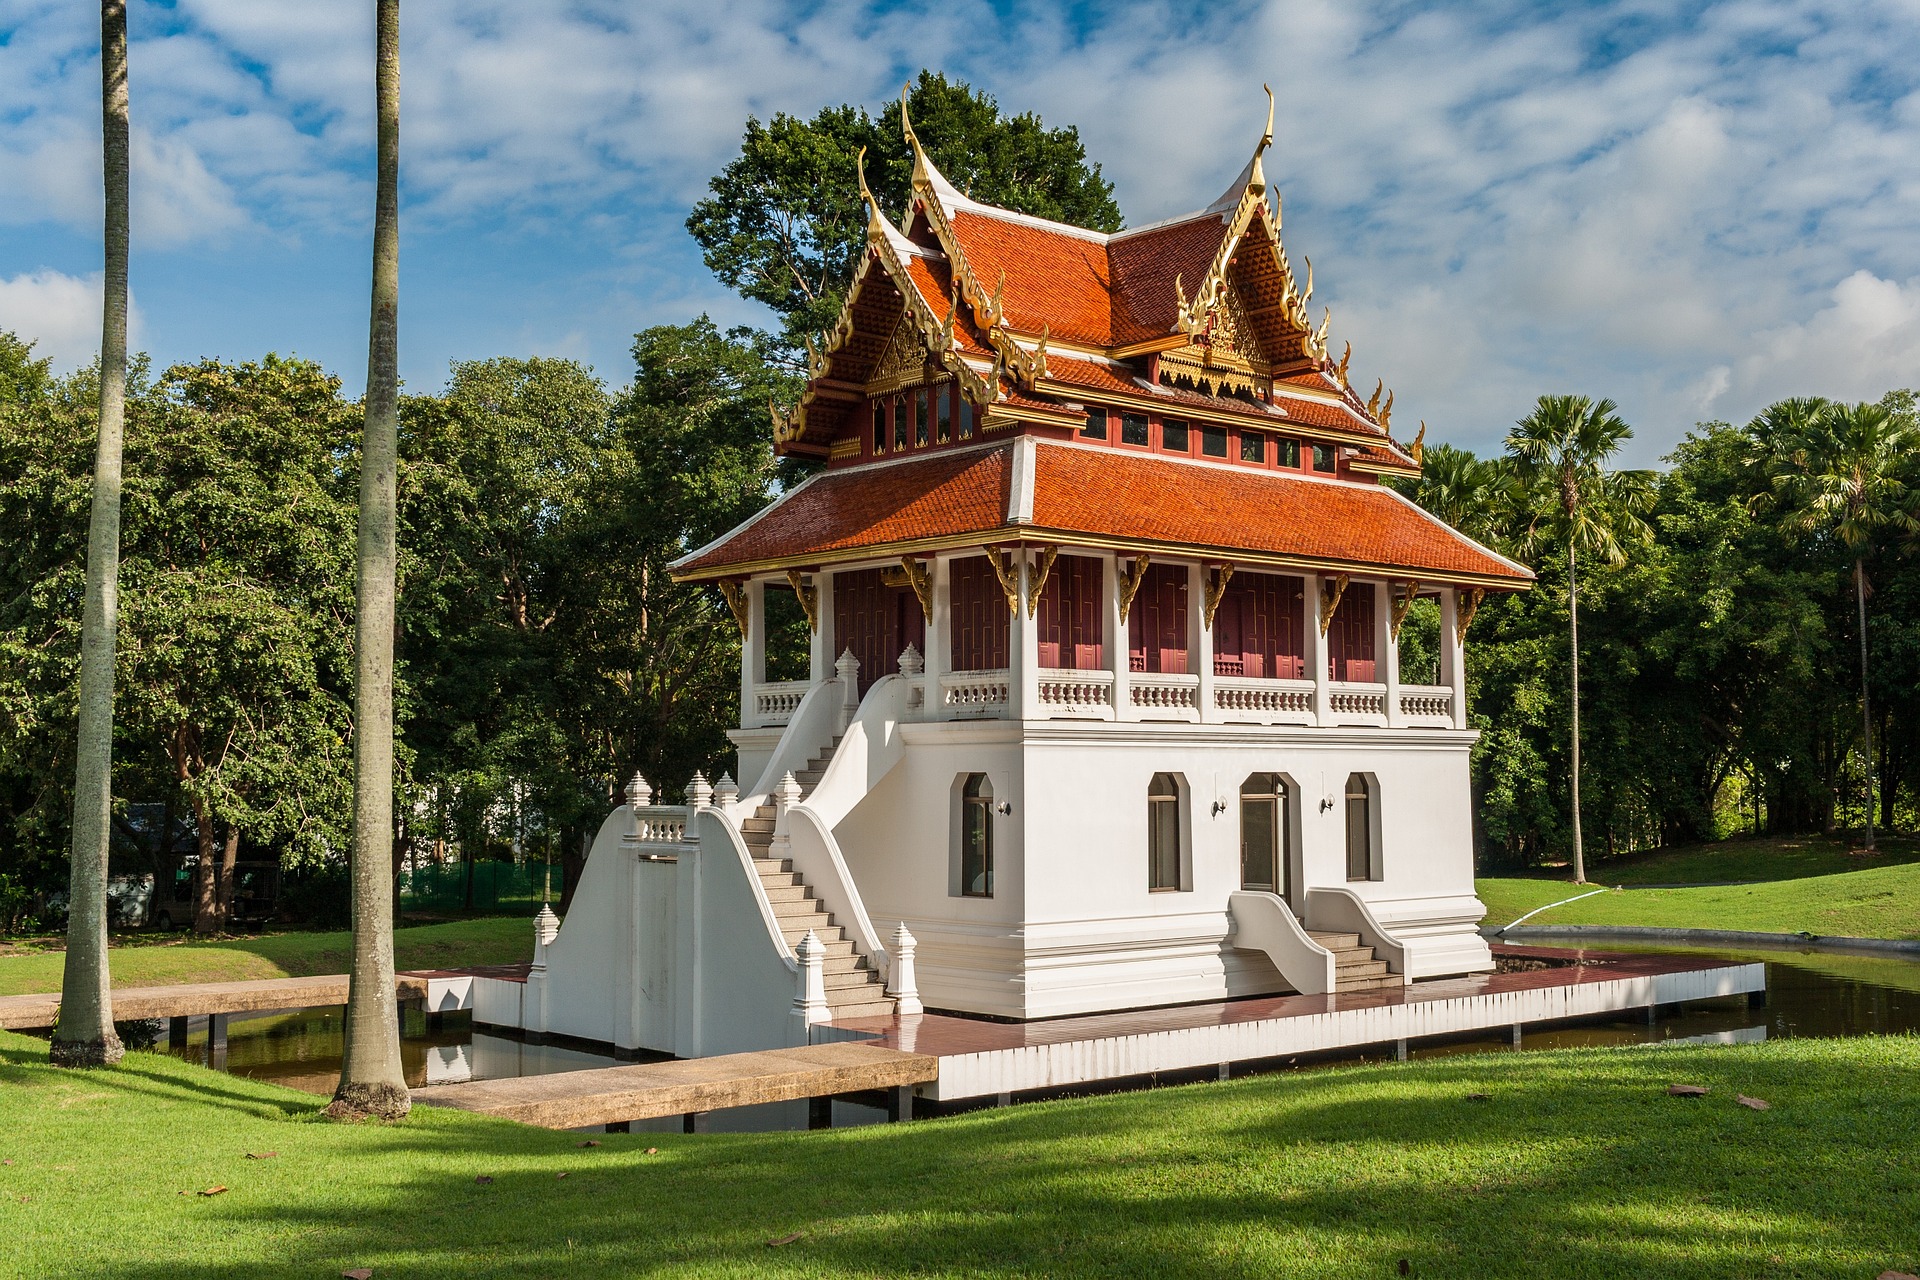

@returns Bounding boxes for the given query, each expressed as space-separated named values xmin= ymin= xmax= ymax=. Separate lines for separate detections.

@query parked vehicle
xmin=147 ymin=860 xmax=281 ymax=930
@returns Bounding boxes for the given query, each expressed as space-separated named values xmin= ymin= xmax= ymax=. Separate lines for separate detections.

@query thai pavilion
xmin=489 ymin=94 xmax=1534 ymax=1060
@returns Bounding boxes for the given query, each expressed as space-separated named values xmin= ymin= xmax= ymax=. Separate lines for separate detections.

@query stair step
xmin=762 ymin=884 xmax=813 ymax=904
xmin=780 ymin=925 xmax=848 ymax=946
xmin=828 ymin=998 xmax=896 ymax=1019
xmin=752 ymin=858 xmax=794 ymax=874
xmin=1308 ymin=931 xmax=1361 ymax=950
xmin=1332 ymin=949 xmax=1380 ymax=967
xmin=1338 ymin=959 xmax=1390 ymax=980
xmin=740 ymin=818 xmax=776 ymax=835
xmin=1337 ymin=975 xmax=1399 ymax=992
xmin=823 ymin=969 xmax=880 ymax=990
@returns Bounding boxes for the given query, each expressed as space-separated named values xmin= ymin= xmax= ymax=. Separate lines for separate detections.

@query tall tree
xmin=687 ymin=70 xmax=1121 ymax=352
xmin=1507 ymin=395 xmax=1654 ymax=883
xmin=1756 ymin=398 xmax=1920 ymax=850
xmin=330 ymin=0 xmax=408 ymax=1121
xmin=51 ymin=0 xmax=131 ymax=1070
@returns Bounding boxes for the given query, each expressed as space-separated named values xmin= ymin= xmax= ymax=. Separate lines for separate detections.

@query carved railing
xmin=1037 ymin=669 xmax=1113 ymax=717
xmin=1398 ymin=686 xmax=1454 ymax=725
xmin=941 ymin=669 xmax=1011 ymax=716
xmin=1327 ymin=683 xmax=1389 ymax=723
xmin=1213 ymin=676 xmax=1315 ymax=721
xmin=1130 ymin=673 xmax=1199 ymax=715
xmin=752 ymin=680 xmax=809 ymax=726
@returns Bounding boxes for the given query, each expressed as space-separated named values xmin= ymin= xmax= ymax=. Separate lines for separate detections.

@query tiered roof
xmin=677 ymin=91 xmax=1529 ymax=592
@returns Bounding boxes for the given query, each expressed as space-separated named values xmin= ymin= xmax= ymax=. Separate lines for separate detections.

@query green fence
xmin=399 ymin=861 xmax=564 ymax=913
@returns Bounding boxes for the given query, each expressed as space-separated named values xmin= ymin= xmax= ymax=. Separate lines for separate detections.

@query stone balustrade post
xmin=836 ymin=648 xmax=861 ymax=730
xmin=528 ymin=903 xmax=560 ymax=1039
xmin=887 ymin=921 xmax=924 ymax=1015
xmin=687 ymin=771 xmax=712 ymax=809
xmin=714 ymin=771 xmax=738 ymax=809
xmin=792 ymin=929 xmax=831 ymax=1032
xmin=770 ymin=770 xmax=802 ymax=860
xmin=897 ymin=643 xmax=924 ymax=711
xmin=624 ymin=772 xmax=651 ymax=843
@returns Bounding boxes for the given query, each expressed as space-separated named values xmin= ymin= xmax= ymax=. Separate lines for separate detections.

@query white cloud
xmin=1734 ymin=270 xmax=1920 ymax=409
xmin=0 ymin=269 xmax=144 ymax=371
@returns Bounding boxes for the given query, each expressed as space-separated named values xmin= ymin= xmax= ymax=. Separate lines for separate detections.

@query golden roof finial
xmin=1410 ymin=420 xmax=1427 ymax=464
xmin=1301 ymin=256 xmax=1314 ymax=306
xmin=1380 ymin=389 xmax=1394 ymax=432
xmin=900 ymin=83 xmax=929 ymax=185
xmin=1247 ymin=84 xmax=1276 ymax=194
xmin=1336 ymin=340 xmax=1352 ymax=386
xmin=855 ymin=146 xmax=886 ymax=237
xmin=1366 ymin=379 xmax=1383 ymax=416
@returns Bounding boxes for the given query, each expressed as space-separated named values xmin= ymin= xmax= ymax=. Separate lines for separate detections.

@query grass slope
xmin=0 ymin=917 xmax=529 ymax=997
xmin=1478 ymin=855 xmax=1920 ymax=939
xmin=2 ymin=1030 xmax=1917 ymax=1279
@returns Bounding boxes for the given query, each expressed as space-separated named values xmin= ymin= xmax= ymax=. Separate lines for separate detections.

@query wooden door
xmin=1128 ymin=564 xmax=1188 ymax=674
xmin=949 ymin=557 xmax=1010 ymax=671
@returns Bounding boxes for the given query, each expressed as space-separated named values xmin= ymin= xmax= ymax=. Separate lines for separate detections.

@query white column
xmin=1011 ymin=553 xmax=1038 ymax=720
xmin=808 ymin=569 xmax=835 ymax=686
xmin=1107 ymin=553 xmax=1134 ymax=722
xmin=1307 ymin=573 xmax=1331 ymax=727
xmin=1380 ymin=579 xmax=1403 ymax=727
xmin=741 ymin=579 xmax=767 ymax=728
xmin=927 ymin=556 xmax=952 ymax=718
xmin=1441 ymin=587 xmax=1468 ymax=729
xmin=1191 ymin=562 xmax=1215 ymax=723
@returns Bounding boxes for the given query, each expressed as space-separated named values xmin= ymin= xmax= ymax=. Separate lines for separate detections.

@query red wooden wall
xmin=833 ymin=568 xmax=925 ymax=694
xmin=1035 ymin=555 xmax=1104 ymax=670
xmin=1326 ymin=581 xmax=1376 ymax=681
xmin=1213 ymin=571 xmax=1306 ymax=678
xmin=949 ymin=557 xmax=1010 ymax=671
xmin=1127 ymin=564 xmax=1190 ymax=674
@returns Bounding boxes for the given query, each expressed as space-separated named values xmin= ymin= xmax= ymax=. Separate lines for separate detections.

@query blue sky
xmin=2 ymin=0 xmax=1916 ymax=464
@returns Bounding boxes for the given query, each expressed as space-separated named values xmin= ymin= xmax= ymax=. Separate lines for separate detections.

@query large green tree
xmin=687 ymin=70 xmax=1122 ymax=352
xmin=53 ymin=0 xmax=131 ymax=1068
xmin=1506 ymin=396 xmax=1654 ymax=883
xmin=332 ymin=0 xmax=408 ymax=1122
xmin=1754 ymin=397 xmax=1920 ymax=850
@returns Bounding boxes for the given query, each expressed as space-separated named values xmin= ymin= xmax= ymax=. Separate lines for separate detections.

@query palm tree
xmin=1507 ymin=395 xmax=1655 ymax=884
xmin=329 ymin=0 xmax=409 ymax=1121
xmin=1757 ymin=399 xmax=1920 ymax=851
xmin=51 ymin=0 xmax=132 ymax=1070
xmin=1411 ymin=443 xmax=1520 ymax=547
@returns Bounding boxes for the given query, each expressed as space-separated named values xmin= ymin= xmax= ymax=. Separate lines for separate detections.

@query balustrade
xmin=1327 ymin=682 xmax=1389 ymax=724
xmin=629 ymin=806 xmax=692 ymax=845
xmin=1130 ymin=673 xmax=1200 ymax=718
xmin=941 ymin=669 xmax=1011 ymax=716
xmin=1398 ymin=685 xmax=1454 ymax=725
xmin=1037 ymin=669 xmax=1113 ymax=717
xmin=752 ymin=680 xmax=808 ymax=726
xmin=1214 ymin=676 xmax=1314 ymax=721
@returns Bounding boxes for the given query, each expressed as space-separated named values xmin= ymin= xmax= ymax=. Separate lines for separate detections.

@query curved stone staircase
xmin=739 ymin=737 xmax=894 ymax=1020
xmin=1309 ymin=929 xmax=1396 ymax=992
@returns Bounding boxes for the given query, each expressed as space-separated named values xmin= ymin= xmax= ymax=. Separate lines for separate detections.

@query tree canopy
xmin=687 ymin=70 xmax=1122 ymax=352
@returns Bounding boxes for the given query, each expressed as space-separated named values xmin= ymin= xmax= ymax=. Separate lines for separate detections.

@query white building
xmin=498 ymin=99 xmax=1533 ymax=1059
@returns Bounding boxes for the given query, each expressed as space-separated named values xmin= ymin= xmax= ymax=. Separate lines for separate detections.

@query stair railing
xmin=729 ymin=669 xmax=849 ymax=819
xmin=1229 ymin=890 xmax=1336 ymax=995
xmin=1304 ymin=886 xmax=1411 ymax=984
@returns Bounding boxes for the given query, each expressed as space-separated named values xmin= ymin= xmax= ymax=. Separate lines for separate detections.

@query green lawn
xmin=0 ymin=916 xmax=530 ymax=997
xmin=1590 ymin=834 xmax=1920 ymax=886
xmin=1 ymin=1030 xmax=1916 ymax=1278
xmin=1476 ymin=860 xmax=1920 ymax=939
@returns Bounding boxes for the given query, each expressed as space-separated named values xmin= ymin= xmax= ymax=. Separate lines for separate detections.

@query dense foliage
xmin=1415 ymin=391 xmax=1920 ymax=870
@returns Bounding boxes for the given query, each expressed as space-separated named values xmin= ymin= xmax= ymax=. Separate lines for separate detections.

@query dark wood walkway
xmin=414 ymin=1041 xmax=937 ymax=1129
xmin=0 ymin=972 xmax=435 ymax=1030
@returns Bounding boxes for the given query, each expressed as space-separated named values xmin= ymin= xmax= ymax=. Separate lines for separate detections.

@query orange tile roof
xmin=949 ymin=210 xmax=1117 ymax=346
xmin=676 ymin=446 xmax=1010 ymax=574
xmin=1106 ymin=215 xmax=1232 ymax=345
xmin=674 ymin=440 xmax=1528 ymax=586
xmin=1028 ymin=444 xmax=1518 ymax=580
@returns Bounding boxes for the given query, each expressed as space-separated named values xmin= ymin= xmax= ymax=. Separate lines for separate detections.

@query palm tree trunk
xmin=1569 ymin=540 xmax=1585 ymax=883
xmin=330 ymin=0 xmax=409 ymax=1121
xmin=1854 ymin=558 xmax=1875 ymax=852
xmin=51 ymin=0 xmax=131 ymax=1070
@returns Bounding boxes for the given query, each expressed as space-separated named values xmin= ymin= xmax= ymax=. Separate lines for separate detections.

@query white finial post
xmin=715 ymin=771 xmax=738 ymax=808
xmin=532 ymin=904 xmax=560 ymax=956
xmin=896 ymin=643 xmax=923 ymax=678
xmin=887 ymin=921 xmax=923 ymax=1015
xmin=624 ymin=772 xmax=650 ymax=842
xmin=836 ymin=647 xmax=861 ymax=729
xmin=772 ymin=771 xmax=802 ymax=855
xmin=793 ymin=929 xmax=831 ymax=1029
xmin=687 ymin=771 xmax=712 ymax=809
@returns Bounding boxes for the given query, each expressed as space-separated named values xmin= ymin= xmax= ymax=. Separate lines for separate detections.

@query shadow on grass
xmin=28 ymin=1035 xmax=1920 ymax=1280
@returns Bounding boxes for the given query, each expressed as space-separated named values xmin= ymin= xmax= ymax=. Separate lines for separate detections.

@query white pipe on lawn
xmin=1497 ymin=886 xmax=1614 ymax=934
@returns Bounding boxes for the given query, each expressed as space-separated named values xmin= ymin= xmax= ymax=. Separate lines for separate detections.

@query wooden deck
xmin=413 ymin=1041 xmax=938 ymax=1129
xmin=0 ymin=972 xmax=436 ymax=1030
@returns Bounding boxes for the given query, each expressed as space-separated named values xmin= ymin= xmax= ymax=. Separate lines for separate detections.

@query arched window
xmin=1345 ymin=773 xmax=1376 ymax=881
xmin=961 ymin=774 xmax=994 ymax=897
xmin=1148 ymin=773 xmax=1184 ymax=891
xmin=1240 ymin=773 xmax=1289 ymax=893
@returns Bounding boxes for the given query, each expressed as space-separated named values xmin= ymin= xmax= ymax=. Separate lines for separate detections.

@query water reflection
xmin=150 ymin=941 xmax=1920 ymax=1104
xmin=167 ymin=1008 xmax=616 ymax=1095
